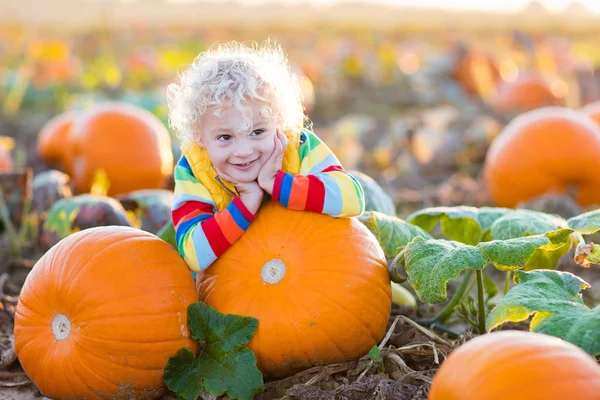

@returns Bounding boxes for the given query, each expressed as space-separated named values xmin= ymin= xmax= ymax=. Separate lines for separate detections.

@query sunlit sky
xmin=215 ymin=0 xmax=600 ymax=13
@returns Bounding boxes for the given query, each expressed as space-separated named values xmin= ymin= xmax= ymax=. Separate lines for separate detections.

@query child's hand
xmin=214 ymin=167 xmax=263 ymax=214
xmin=258 ymin=130 xmax=287 ymax=195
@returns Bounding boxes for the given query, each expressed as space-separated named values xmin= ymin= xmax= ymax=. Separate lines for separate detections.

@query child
xmin=167 ymin=40 xmax=365 ymax=272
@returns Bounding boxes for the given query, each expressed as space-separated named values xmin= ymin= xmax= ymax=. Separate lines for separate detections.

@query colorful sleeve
xmin=171 ymin=156 xmax=256 ymax=272
xmin=272 ymin=130 xmax=365 ymax=217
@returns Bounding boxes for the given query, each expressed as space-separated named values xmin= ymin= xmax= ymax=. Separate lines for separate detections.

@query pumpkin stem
xmin=52 ymin=314 xmax=71 ymax=340
xmin=261 ymin=259 xmax=286 ymax=284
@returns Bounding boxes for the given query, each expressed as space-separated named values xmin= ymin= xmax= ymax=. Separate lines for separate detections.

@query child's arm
xmin=272 ymin=131 xmax=365 ymax=217
xmin=171 ymin=156 xmax=256 ymax=272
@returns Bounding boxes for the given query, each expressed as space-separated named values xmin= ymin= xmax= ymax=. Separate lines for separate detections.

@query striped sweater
xmin=171 ymin=130 xmax=365 ymax=272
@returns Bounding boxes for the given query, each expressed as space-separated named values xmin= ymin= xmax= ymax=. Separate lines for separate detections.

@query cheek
xmin=206 ymin=146 xmax=228 ymax=166
xmin=259 ymin=140 xmax=276 ymax=158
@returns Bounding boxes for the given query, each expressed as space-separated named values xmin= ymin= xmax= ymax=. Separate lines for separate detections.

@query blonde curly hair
xmin=166 ymin=40 xmax=307 ymax=145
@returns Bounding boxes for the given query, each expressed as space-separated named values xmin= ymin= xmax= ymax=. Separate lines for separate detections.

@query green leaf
xmin=489 ymin=209 xmax=568 ymax=239
xmin=163 ymin=349 xmax=204 ymax=400
xmin=368 ymin=345 xmax=382 ymax=362
xmin=402 ymin=229 xmax=573 ymax=304
xmin=482 ymin=274 xmax=498 ymax=299
xmin=489 ymin=210 xmax=572 ymax=270
xmin=163 ymin=303 xmax=264 ymax=400
xmin=407 ymin=206 xmax=511 ymax=245
xmin=157 ymin=220 xmax=177 ymax=249
xmin=359 ymin=211 xmax=432 ymax=258
xmin=350 ymin=170 xmax=396 ymax=216
xmin=479 ymin=229 xmax=573 ymax=271
xmin=567 ymin=209 xmax=600 ymax=235
xmin=487 ymin=270 xmax=599 ymax=356
xmin=403 ymin=236 xmax=488 ymax=303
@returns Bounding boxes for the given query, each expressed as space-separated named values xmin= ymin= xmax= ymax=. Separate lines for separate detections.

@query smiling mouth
xmin=232 ymin=160 xmax=257 ymax=168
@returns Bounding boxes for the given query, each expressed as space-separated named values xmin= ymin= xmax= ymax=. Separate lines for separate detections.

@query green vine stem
xmin=416 ymin=269 xmax=473 ymax=326
xmin=504 ymin=271 xmax=512 ymax=295
xmin=476 ymin=270 xmax=486 ymax=334
xmin=572 ymin=231 xmax=586 ymax=247
xmin=0 ymin=187 xmax=20 ymax=257
xmin=18 ymin=190 xmax=33 ymax=243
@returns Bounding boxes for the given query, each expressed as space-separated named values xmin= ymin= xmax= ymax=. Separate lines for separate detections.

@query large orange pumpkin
xmin=428 ymin=330 xmax=600 ymax=400
xmin=37 ymin=110 xmax=77 ymax=167
xmin=67 ymin=102 xmax=173 ymax=196
xmin=196 ymin=201 xmax=392 ymax=378
xmin=489 ymin=72 xmax=559 ymax=114
xmin=483 ymin=107 xmax=600 ymax=207
xmin=15 ymin=226 xmax=198 ymax=400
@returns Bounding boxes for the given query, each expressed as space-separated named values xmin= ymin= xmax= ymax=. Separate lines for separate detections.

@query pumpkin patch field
xmin=1 ymin=8 xmax=600 ymax=400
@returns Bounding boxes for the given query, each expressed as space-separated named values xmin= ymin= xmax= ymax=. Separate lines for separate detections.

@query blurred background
xmin=3 ymin=0 xmax=600 ymax=236
xmin=1 ymin=2 xmax=600 ymax=397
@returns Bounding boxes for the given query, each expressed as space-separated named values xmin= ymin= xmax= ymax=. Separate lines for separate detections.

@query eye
xmin=217 ymin=135 xmax=232 ymax=142
xmin=250 ymin=129 xmax=265 ymax=136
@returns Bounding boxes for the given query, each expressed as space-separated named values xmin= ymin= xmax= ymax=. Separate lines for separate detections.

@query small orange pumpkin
xmin=428 ymin=330 xmax=600 ymax=400
xmin=67 ymin=102 xmax=173 ymax=196
xmin=37 ymin=110 xmax=77 ymax=168
xmin=0 ymin=146 xmax=13 ymax=172
xmin=581 ymin=100 xmax=600 ymax=126
xmin=196 ymin=201 xmax=392 ymax=378
xmin=451 ymin=50 xmax=501 ymax=99
xmin=489 ymin=72 xmax=559 ymax=114
xmin=483 ymin=107 xmax=600 ymax=207
xmin=15 ymin=226 xmax=198 ymax=400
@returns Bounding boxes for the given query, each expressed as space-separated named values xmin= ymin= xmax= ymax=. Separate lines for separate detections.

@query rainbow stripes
xmin=171 ymin=157 xmax=256 ymax=271
xmin=171 ymin=129 xmax=365 ymax=272
xmin=272 ymin=131 xmax=365 ymax=217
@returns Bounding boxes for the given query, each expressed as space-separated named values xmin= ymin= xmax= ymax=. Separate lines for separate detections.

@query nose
xmin=232 ymin=139 xmax=253 ymax=158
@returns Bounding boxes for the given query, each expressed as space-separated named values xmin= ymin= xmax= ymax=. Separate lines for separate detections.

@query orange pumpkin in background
xmin=483 ymin=107 xmax=600 ymax=208
xmin=428 ymin=330 xmax=600 ymax=400
xmin=196 ymin=201 xmax=392 ymax=378
xmin=581 ymin=100 xmax=600 ymax=125
xmin=15 ymin=226 xmax=198 ymax=400
xmin=451 ymin=50 xmax=501 ymax=99
xmin=0 ymin=146 xmax=13 ymax=172
xmin=489 ymin=72 xmax=559 ymax=114
xmin=37 ymin=110 xmax=77 ymax=170
xmin=67 ymin=102 xmax=173 ymax=196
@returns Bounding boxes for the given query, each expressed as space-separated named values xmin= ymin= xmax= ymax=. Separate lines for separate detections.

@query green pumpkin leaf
xmin=402 ymin=236 xmax=488 ymax=303
xmin=157 ymin=220 xmax=177 ymax=249
xmin=407 ymin=206 xmax=511 ymax=245
xmin=403 ymin=229 xmax=573 ymax=303
xmin=350 ymin=170 xmax=396 ymax=216
xmin=482 ymin=274 xmax=498 ymax=299
xmin=368 ymin=345 xmax=382 ymax=362
xmin=567 ymin=209 xmax=600 ymax=235
xmin=489 ymin=209 xmax=568 ymax=239
xmin=489 ymin=210 xmax=572 ymax=270
xmin=162 ymin=349 xmax=205 ymax=400
xmin=163 ymin=303 xmax=264 ymax=400
xmin=486 ymin=270 xmax=599 ymax=356
xmin=479 ymin=229 xmax=573 ymax=271
xmin=359 ymin=211 xmax=432 ymax=258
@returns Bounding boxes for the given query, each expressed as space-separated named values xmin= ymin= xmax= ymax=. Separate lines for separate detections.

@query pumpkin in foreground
xmin=14 ymin=226 xmax=198 ymax=400
xmin=196 ymin=201 xmax=392 ymax=378
xmin=483 ymin=107 xmax=600 ymax=208
xmin=428 ymin=330 xmax=600 ymax=400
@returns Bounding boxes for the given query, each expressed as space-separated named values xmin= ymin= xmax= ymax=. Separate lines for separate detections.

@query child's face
xmin=199 ymin=103 xmax=277 ymax=183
